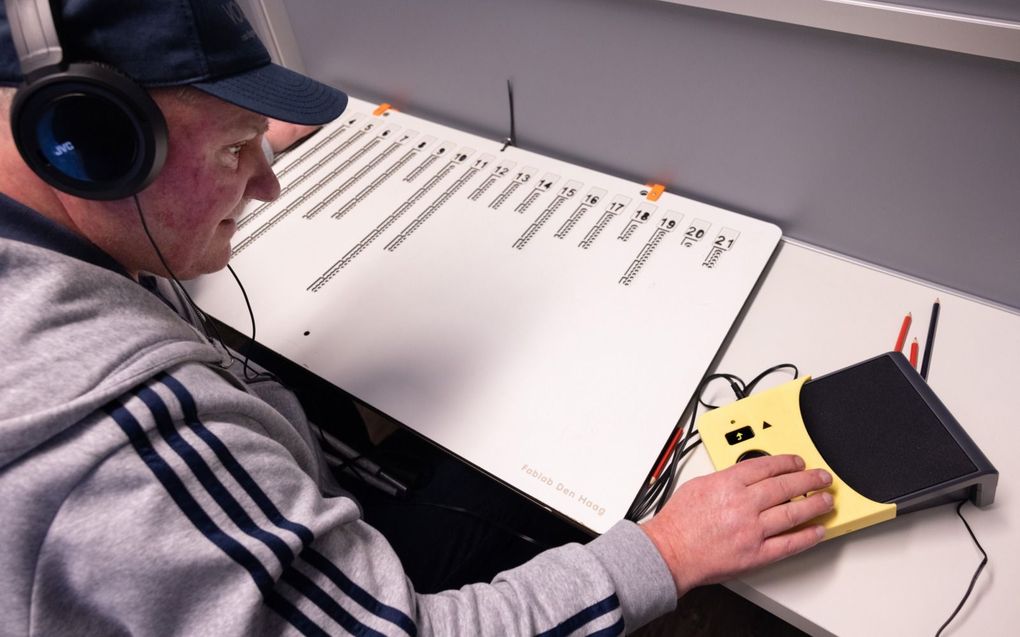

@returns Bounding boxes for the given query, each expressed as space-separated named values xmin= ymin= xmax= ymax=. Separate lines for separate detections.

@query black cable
xmin=627 ymin=394 xmax=696 ymax=520
xmin=628 ymin=363 xmax=799 ymax=520
xmin=133 ymin=195 xmax=225 ymax=357
xmin=192 ymin=271 xmax=278 ymax=384
xmin=745 ymin=363 xmax=799 ymax=396
xmin=132 ymin=195 xmax=276 ymax=383
xmin=630 ymin=379 xmax=716 ymax=520
xmin=934 ymin=501 xmax=989 ymax=637
xmin=632 ymin=374 xmax=713 ymax=519
xmin=132 ymin=194 xmax=235 ymax=371
xmin=225 ymin=262 xmax=271 ymax=383
xmin=696 ymin=364 xmax=799 ymax=410
xmin=630 ymin=427 xmax=701 ymax=519
xmin=697 ymin=373 xmax=747 ymax=409
xmin=200 ymin=309 xmax=279 ymax=384
xmin=160 ymin=275 xmax=265 ymax=379
xmin=654 ymin=425 xmax=701 ymax=515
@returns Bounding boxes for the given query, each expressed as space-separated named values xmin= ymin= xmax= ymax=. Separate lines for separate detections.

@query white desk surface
xmin=679 ymin=239 xmax=1019 ymax=636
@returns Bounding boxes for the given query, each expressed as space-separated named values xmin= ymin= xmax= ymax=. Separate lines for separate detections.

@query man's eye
xmin=228 ymin=142 xmax=247 ymax=157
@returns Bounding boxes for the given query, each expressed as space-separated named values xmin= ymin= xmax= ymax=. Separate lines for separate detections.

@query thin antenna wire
xmin=501 ymin=78 xmax=516 ymax=151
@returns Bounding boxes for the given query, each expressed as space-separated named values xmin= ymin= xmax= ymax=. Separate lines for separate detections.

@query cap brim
xmin=192 ymin=63 xmax=348 ymax=126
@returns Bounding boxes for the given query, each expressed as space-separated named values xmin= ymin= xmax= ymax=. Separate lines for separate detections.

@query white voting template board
xmin=189 ymin=97 xmax=781 ymax=532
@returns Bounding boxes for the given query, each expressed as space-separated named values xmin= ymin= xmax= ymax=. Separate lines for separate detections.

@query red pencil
xmin=894 ymin=312 xmax=912 ymax=352
xmin=648 ymin=426 xmax=684 ymax=485
xmin=909 ymin=337 xmax=919 ymax=368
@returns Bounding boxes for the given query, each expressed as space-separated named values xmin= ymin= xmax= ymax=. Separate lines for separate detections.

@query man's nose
xmin=247 ymin=149 xmax=281 ymax=202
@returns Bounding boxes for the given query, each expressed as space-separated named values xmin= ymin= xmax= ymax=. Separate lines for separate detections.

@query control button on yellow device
xmin=725 ymin=425 xmax=755 ymax=445
xmin=737 ymin=449 xmax=770 ymax=462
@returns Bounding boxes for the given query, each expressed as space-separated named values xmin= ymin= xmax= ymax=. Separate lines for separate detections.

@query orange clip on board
xmin=645 ymin=184 xmax=665 ymax=202
xmin=373 ymin=103 xmax=394 ymax=116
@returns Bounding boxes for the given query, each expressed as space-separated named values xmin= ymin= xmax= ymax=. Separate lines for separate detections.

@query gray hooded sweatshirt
xmin=0 ymin=193 xmax=676 ymax=636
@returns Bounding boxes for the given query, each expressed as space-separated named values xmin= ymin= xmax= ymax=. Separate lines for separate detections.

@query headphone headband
xmin=6 ymin=0 xmax=63 ymax=78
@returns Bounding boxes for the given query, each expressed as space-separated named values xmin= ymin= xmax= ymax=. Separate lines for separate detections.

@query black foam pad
xmin=800 ymin=355 xmax=976 ymax=504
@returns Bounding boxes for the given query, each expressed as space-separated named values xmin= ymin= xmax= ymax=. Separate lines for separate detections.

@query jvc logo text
xmin=52 ymin=141 xmax=75 ymax=156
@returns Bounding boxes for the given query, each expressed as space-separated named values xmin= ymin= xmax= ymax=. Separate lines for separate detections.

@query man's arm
xmin=643 ymin=454 xmax=833 ymax=597
xmin=32 ymin=360 xmax=831 ymax=636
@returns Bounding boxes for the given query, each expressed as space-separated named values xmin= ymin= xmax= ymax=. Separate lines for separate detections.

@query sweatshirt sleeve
xmin=29 ymin=368 xmax=676 ymax=636
xmin=417 ymin=521 xmax=676 ymax=635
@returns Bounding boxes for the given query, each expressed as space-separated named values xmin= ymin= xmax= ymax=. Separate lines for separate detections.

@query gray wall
xmin=278 ymin=0 xmax=1020 ymax=309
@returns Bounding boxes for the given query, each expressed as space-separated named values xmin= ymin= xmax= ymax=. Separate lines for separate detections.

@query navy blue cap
xmin=0 ymin=0 xmax=347 ymax=125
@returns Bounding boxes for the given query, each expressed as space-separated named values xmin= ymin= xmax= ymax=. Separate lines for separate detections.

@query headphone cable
xmin=131 ymin=194 xmax=270 ymax=381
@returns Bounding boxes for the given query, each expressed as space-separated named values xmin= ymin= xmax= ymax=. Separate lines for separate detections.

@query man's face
xmin=135 ymin=90 xmax=280 ymax=279
xmin=3 ymin=86 xmax=281 ymax=280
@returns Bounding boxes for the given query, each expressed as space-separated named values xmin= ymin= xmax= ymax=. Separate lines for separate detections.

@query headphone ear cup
xmin=11 ymin=62 xmax=168 ymax=200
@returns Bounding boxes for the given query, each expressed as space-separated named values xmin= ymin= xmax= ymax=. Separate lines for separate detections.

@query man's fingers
xmin=752 ymin=468 xmax=832 ymax=510
xmin=759 ymin=491 xmax=834 ymax=538
xmin=758 ymin=524 xmax=827 ymax=565
xmin=727 ymin=454 xmax=805 ymax=486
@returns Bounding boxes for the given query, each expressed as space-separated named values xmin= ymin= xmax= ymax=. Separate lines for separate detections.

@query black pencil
xmin=920 ymin=298 xmax=940 ymax=380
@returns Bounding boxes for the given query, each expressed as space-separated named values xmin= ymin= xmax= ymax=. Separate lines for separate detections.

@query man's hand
xmin=641 ymin=454 xmax=833 ymax=597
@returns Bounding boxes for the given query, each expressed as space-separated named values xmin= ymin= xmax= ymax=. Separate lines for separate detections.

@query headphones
xmin=6 ymin=0 xmax=167 ymax=200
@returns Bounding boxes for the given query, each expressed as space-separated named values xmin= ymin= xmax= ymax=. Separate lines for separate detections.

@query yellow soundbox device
xmin=697 ymin=354 xmax=998 ymax=542
xmin=698 ymin=376 xmax=896 ymax=541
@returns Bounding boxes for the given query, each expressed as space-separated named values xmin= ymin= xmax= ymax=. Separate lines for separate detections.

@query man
xmin=0 ymin=1 xmax=833 ymax=635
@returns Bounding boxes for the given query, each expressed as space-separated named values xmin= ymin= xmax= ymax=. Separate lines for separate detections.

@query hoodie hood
xmin=0 ymin=193 xmax=224 ymax=468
